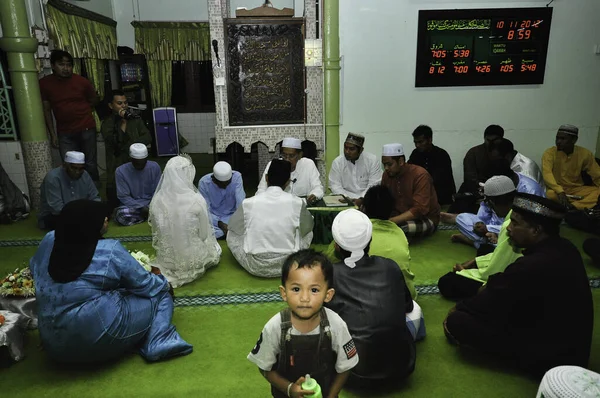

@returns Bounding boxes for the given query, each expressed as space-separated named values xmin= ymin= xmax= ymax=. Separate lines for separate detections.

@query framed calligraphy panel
xmin=226 ymin=18 xmax=305 ymax=126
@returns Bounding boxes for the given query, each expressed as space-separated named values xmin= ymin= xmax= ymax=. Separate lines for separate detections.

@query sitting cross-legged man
xmin=326 ymin=209 xmax=419 ymax=390
xmin=38 ymin=150 xmax=100 ymax=230
xmin=114 ymin=143 xmax=161 ymax=226
xmin=444 ymin=193 xmax=593 ymax=377
xmin=227 ymin=159 xmax=314 ymax=277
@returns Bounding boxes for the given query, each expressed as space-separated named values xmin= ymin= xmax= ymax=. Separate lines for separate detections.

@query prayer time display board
xmin=415 ymin=8 xmax=553 ymax=87
xmin=226 ymin=19 xmax=304 ymax=126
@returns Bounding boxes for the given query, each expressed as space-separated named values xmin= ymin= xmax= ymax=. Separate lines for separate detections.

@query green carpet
xmin=2 ymin=213 xmax=600 ymax=397
xmin=4 ymin=291 xmax=600 ymax=397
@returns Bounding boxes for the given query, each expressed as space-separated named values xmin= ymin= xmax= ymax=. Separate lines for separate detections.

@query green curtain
xmin=133 ymin=22 xmax=211 ymax=61
xmin=72 ymin=58 xmax=82 ymax=75
xmin=147 ymin=60 xmax=172 ymax=108
xmin=46 ymin=3 xmax=118 ymax=60
xmin=84 ymin=58 xmax=105 ymax=130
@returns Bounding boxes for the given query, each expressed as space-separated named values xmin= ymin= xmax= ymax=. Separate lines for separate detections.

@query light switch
xmin=215 ymin=77 xmax=225 ymax=86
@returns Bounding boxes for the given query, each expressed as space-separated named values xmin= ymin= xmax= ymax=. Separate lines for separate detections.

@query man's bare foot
xmin=441 ymin=212 xmax=458 ymax=224
xmin=450 ymin=234 xmax=475 ymax=247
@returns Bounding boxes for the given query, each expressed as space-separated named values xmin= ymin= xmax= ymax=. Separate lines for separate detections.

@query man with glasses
xmin=37 ymin=151 xmax=101 ymax=230
xmin=256 ymin=137 xmax=324 ymax=205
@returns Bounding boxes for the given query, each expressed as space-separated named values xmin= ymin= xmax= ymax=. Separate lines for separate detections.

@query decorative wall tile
xmin=21 ymin=140 xmax=53 ymax=209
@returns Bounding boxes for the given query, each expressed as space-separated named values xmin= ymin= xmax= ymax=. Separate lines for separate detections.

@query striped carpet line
xmin=0 ymin=235 xmax=152 ymax=247
xmin=173 ymin=278 xmax=600 ymax=307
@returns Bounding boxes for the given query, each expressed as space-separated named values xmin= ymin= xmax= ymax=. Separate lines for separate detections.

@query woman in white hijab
xmin=149 ymin=155 xmax=221 ymax=287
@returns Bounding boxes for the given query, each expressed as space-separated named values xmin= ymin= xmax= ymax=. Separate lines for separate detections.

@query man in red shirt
xmin=381 ymin=143 xmax=440 ymax=238
xmin=39 ymin=50 xmax=99 ymax=183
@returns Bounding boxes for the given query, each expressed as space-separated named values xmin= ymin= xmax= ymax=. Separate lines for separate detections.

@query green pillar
xmin=323 ymin=0 xmax=340 ymax=188
xmin=0 ymin=0 xmax=52 ymax=209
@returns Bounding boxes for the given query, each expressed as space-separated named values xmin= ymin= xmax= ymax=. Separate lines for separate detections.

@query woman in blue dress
xmin=30 ymin=199 xmax=192 ymax=363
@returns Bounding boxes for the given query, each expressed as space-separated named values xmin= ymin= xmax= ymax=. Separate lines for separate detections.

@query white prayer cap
xmin=213 ymin=161 xmax=232 ymax=182
xmin=332 ymin=209 xmax=373 ymax=269
xmin=129 ymin=143 xmax=148 ymax=159
xmin=64 ymin=151 xmax=85 ymax=164
xmin=479 ymin=175 xmax=516 ymax=197
xmin=282 ymin=137 xmax=302 ymax=150
xmin=382 ymin=143 xmax=404 ymax=157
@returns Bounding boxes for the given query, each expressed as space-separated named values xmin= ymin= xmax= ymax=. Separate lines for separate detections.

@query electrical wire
xmin=546 ymin=0 xmax=555 ymax=6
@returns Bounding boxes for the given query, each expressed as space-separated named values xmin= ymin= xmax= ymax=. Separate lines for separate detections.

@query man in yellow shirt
xmin=542 ymin=124 xmax=600 ymax=209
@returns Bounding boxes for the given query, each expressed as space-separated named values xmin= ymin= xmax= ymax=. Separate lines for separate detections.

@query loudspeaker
xmin=153 ymin=107 xmax=179 ymax=156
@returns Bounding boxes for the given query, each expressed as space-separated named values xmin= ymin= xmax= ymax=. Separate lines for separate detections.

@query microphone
xmin=212 ymin=40 xmax=221 ymax=67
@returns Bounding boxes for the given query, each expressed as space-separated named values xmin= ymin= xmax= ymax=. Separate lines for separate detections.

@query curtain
xmin=147 ymin=60 xmax=172 ymax=108
xmin=46 ymin=2 xmax=118 ymax=60
xmin=133 ymin=22 xmax=211 ymax=62
xmin=84 ymin=58 xmax=105 ymax=130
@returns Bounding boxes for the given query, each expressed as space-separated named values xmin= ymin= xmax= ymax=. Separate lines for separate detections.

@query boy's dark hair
xmin=412 ymin=125 xmax=433 ymax=140
xmin=281 ymin=249 xmax=333 ymax=288
xmin=267 ymin=159 xmax=291 ymax=188
xmin=50 ymin=50 xmax=73 ymax=65
xmin=363 ymin=185 xmax=393 ymax=220
xmin=484 ymin=124 xmax=504 ymax=138
xmin=489 ymin=138 xmax=514 ymax=157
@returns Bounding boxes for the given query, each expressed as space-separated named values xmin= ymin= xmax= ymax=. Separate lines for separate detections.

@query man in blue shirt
xmin=198 ymin=161 xmax=245 ymax=239
xmin=114 ymin=143 xmax=162 ymax=226
xmin=38 ymin=151 xmax=100 ymax=230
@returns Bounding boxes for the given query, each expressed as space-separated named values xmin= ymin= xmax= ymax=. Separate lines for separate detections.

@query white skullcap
xmin=282 ymin=137 xmax=302 ymax=150
xmin=382 ymin=143 xmax=404 ymax=157
xmin=129 ymin=143 xmax=148 ymax=159
xmin=213 ymin=161 xmax=233 ymax=182
xmin=479 ymin=175 xmax=516 ymax=197
xmin=64 ymin=151 xmax=85 ymax=164
xmin=332 ymin=209 xmax=373 ymax=269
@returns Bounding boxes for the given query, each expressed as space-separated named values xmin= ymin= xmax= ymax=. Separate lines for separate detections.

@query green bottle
xmin=301 ymin=374 xmax=322 ymax=398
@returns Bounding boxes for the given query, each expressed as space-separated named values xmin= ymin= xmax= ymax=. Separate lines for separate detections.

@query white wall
xmin=112 ymin=0 xmax=209 ymax=50
xmin=63 ymin=0 xmax=114 ymax=19
xmin=229 ymin=0 xmax=304 ymax=18
xmin=339 ymin=0 xmax=600 ymax=187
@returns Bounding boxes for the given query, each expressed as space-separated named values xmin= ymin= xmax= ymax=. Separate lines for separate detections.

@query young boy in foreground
xmin=247 ymin=249 xmax=359 ymax=397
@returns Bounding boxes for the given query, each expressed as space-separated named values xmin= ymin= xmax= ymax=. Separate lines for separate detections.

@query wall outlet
xmin=15 ymin=153 xmax=20 ymax=160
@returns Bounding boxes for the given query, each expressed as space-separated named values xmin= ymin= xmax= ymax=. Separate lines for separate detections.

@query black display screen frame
xmin=415 ymin=7 xmax=553 ymax=87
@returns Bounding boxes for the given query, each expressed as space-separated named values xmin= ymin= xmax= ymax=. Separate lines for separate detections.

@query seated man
xmin=451 ymin=176 xmax=516 ymax=251
xmin=489 ymin=138 xmax=544 ymax=186
xmin=326 ymin=209 xmax=418 ymax=390
xmin=444 ymin=193 xmax=593 ymax=377
xmin=323 ymin=184 xmax=417 ymax=299
xmin=101 ymin=89 xmax=151 ymax=212
xmin=449 ymin=125 xmax=504 ymax=214
xmin=38 ymin=151 xmax=100 ymax=230
xmin=543 ymin=124 xmax=600 ymax=209
xmin=328 ymin=133 xmax=380 ymax=203
xmin=198 ymin=161 xmax=245 ymax=239
xmin=381 ymin=143 xmax=440 ymax=238
xmin=114 ymin=143 xmax=161 ymax=226
xmin=227 ymin=159 xmax=314 ymax=277
xmin=408 ymin=125 xmax=456 ymax=205
xmin=438 ymin=211 xmax=522 ymax=300
xmin=257 ymin=137 xmax=324 ymax=204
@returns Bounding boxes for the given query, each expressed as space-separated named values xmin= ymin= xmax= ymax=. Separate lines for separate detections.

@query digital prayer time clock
xmin=415 ymin=7 xmax=553 ymax=87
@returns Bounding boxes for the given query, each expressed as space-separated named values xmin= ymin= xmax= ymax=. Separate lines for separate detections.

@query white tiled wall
xmin=0 ymin=141 xmax=29 ymax=196
xmin=176 ymin=113 xmax=217 ymax=153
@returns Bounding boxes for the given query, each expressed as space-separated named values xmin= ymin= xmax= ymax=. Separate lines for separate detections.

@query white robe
xmin=511 ymin=152 xmax=544 ymax=187
xmin=256 ymin=158 xmax=324 ymax=199
xmin=227 ymin=186 xmax=314 ymax=277
xmin=328 ymin=151 xmax=381 ymax=199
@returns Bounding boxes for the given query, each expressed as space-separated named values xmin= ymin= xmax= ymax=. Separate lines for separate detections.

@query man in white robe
xmin=256 ymin=137 xmax=324 ymax=204
xmin=329 ymin=133 xmax=381 ymax=204
xmin=227 ymin=159 xmax=314 ymax=277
